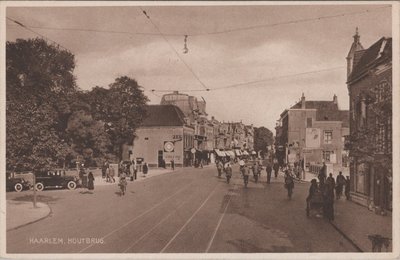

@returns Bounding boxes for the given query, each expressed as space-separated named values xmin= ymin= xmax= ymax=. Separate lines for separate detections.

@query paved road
xmin=6 ymin=165 xmax=359 ymax=253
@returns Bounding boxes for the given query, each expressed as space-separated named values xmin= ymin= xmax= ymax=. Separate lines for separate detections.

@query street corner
xmin=7 ymin=200 xmax=51 ymax=231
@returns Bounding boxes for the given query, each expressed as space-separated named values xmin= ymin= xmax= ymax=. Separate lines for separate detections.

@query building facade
xmin=275 ymin=93 xmax=349 ymax=174
xmin=346 ymin=31 xmax=392 ymax=212
xmin=132 ymin=105 xmax=195 ymax=167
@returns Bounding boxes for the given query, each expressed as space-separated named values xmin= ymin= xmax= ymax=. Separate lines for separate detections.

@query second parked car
xmin=35 ymin=169 xmax=79 ymax=191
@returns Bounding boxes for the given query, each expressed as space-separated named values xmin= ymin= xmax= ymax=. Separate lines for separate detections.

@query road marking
xmin=79 ymin=181 xmax=193 ymax=253
xmin=205 ymin=181 xmax=236 ymax=253
xmin=160 ymin=182 xmax=220 ymax=253
xmin=122 ymin=193 xmax=194 ymax=253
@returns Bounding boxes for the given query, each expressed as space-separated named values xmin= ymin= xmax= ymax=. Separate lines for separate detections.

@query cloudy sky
xmin=5 ymin=3 xmax=392 ymax=131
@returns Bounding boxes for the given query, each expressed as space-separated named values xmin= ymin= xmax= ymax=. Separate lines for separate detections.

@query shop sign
xmin=164 ymin=141 xmax=175 ymax=152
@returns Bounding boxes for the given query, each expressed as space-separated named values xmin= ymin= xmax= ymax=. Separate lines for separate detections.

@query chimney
xmin=173 ymin=91 xmax=179 ymax=94
xmin=301 ymin=93 xmax=306 ymax=109
xmin=333 ymin=94 xmax=338 ymax=105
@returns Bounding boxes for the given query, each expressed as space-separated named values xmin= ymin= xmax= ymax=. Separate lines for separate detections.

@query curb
xmin=7 ymin=202 xmax=52 ymax=232
xmin=329 ymin=221 xmax=364 ymax=252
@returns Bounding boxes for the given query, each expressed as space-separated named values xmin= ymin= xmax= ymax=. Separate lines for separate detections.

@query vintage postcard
xmin=1 ymin=1 xmax=399 ymax=259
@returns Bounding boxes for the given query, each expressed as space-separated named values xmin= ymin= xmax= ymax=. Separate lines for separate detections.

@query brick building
xmin=346 ymin=30 xmax=392 ymax=212
xmin=132 ymin=105 xmax=195 ymax=167
xmin=275 ymin=93 xmax=349 ymax=174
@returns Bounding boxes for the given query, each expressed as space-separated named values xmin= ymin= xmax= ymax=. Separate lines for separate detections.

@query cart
xmin=306 ymin=189 xmax=324 ymax=217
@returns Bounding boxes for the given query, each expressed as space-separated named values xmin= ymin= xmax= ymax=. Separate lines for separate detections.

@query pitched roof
xmin=141 ymin=105 xmax=187 ymax=127
xmin=291 ymin=100 xmax=338 ymax=111
xmin=348 ymin=37 xmax=392 ymax=83
xmin=290 ymin=100 xmax=349 ymax=126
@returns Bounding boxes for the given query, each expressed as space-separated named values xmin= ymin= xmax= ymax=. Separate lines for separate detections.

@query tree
xmin=84 ymin=76 xmax=149 ymax=159
xmin=254 ymin=127 xmax=274 ymax=156
xmin=6 ymin=38 xmax=77 ymax=172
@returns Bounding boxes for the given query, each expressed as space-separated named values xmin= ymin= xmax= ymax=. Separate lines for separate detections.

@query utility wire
xmin=189 ymin=6 xmax=390 ymax=36
xmin=7 ymin=17 xmax=71 ymax=51
xmin=139 ymin=7 xmax=210 ymax=91
xmin=148 ymin=66 xmax=345 ymax=93
xmin=6 ymin=6 xmax=389 ymax=37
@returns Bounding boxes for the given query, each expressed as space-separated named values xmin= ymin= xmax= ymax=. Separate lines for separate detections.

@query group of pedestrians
xmin=308 ymin=164 xmax=351 ymax=221
xmin=78 ymin=164 xmax=95 ymax=193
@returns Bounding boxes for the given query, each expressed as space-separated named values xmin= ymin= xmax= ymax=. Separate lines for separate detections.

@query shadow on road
xmin=11 ymin=194 xmax=60 ymax=203
xmin=79 ymin=191 xmax=93 ymax=195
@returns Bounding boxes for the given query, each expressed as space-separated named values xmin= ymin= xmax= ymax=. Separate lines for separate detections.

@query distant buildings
xmin=133 ymin=92 xmax=257 ymax=167
xmin=275 ymin=93 xmax=349 ymax=173
xmin=346 ymin=30 xmax=392 ymax=212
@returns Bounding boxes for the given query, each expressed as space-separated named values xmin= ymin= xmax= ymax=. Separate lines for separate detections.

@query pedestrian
xmin=318 ymin=162 xmax=327 ymax=184
xmin=105 ymin=167 xmax=110 ymax=183
xmin=101 ymin=161 xmax=108 ymax=179
xmin=335 ymin=171 xmax=346 ymax=199
xmin=171 ymin=159 xmax=175 ymax=170
xmin=284 ymin=170 xmax=295 ymax=199
xmin=225 ymin=163 xmax=232 ymax=184
xmin=217 ymin=160 xmax=223 ymax=178
xmin=323 ymin=183 xmax=335 ymax=221
xmin=87 ymin=171 xmax=95 ymax=193
xmin=266 ymin=163 xmax=272 ymax=184
xmin=345 ymin=176 xmax=351 ymax=200
xmin=129 ymin=161 xmax=134 ymax=181
xmin=162 ymin=159 xmax=166 ymax=169
xmin=273 ymin=162 xmax=279 ymax=178
xmin=79 ymin=165 xmax=88 ymax=188
xmin=306 ymin=179 xmax=319 ymax=202
xmin=109 ymin=165 xmax=115 ymax=183
xmin=133 ymin=159 xmax=138 ymax=180
xmin=119 ymin=171 xmax=127 ymax=196
xmin=242 ymin=165 xmax=250 ymax=188
xmin=143 ymin=162 xmax=148 ymax=177
xmin=326 ymin=173 xmax=336 ymax=192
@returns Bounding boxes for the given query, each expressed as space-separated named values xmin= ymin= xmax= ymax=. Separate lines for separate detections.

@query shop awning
xmin=214 ymin=149 xmax=226 ymax=157
xmin=225 ymin=151 xmax=235 ymax=157
xmin=242 ymin=150 xmax=249 ymax=156
xmin=235 ymin=149 xmax=242 ymax=156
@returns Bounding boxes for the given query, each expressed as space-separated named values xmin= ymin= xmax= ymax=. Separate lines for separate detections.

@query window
xmin=306 ymin=118 xmax=312 ymax=128
xmin=322 ymin=151 xmax=334 ymax=162
xmin=324 ymin=131 xmax=333 ymax=144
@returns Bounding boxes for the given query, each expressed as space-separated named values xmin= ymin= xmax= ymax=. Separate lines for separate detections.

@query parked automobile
xmin=34 ymin=169 xmax=79 ymax=191
xmin=6 ymin=173 xmax=30 ymax=192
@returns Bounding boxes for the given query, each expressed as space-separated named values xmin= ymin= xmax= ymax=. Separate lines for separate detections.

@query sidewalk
xmin=7 ymin=200 xmax=51 ymax=231
xmin=303 ymin=170 xmax=392 ymax=252
xmin=332 ymin=197 xmax=392 ymax=252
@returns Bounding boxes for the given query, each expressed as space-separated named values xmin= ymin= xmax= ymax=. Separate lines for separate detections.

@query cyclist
xmin=119 ymin=171 xmax=128 ymax=196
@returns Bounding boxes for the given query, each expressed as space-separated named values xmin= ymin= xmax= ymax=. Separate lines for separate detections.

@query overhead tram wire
xmin=188 ymin=6 xmax=390 ymax=36
xmin=5 ymin=6 xmax=389 ymax=38
xmin=148 ymin=66 xmax=346 ymax=93
xmin=6 ymin=17 xmax=71 ymax=52
xmin=139 ymin=7 xmax=210 ymax=92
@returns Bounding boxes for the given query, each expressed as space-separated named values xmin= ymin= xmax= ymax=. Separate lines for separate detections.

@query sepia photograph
xmin=1 ymin=1 xmax=398 ymax=259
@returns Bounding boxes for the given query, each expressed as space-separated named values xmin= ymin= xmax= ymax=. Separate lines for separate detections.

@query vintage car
xmin=6 ymin=174 xmax=30 ymax=192
xmin=34 ymin=169 xmax=78 ymax=191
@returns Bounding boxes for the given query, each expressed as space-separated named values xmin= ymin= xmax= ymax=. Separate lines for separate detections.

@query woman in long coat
xmin=87 ymin=172 xmax=95 ymax=193
xmin=143 ymin=162 xmax=148 ymax=177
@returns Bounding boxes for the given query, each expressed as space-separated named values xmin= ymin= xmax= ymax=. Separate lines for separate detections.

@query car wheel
xmin=67 ymin=181 xmax=77 ymax=190
xmin=35 ymin=182 xmax=44 ymax=191
xmin=14 ymin=183 xmax=23 ymax=192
